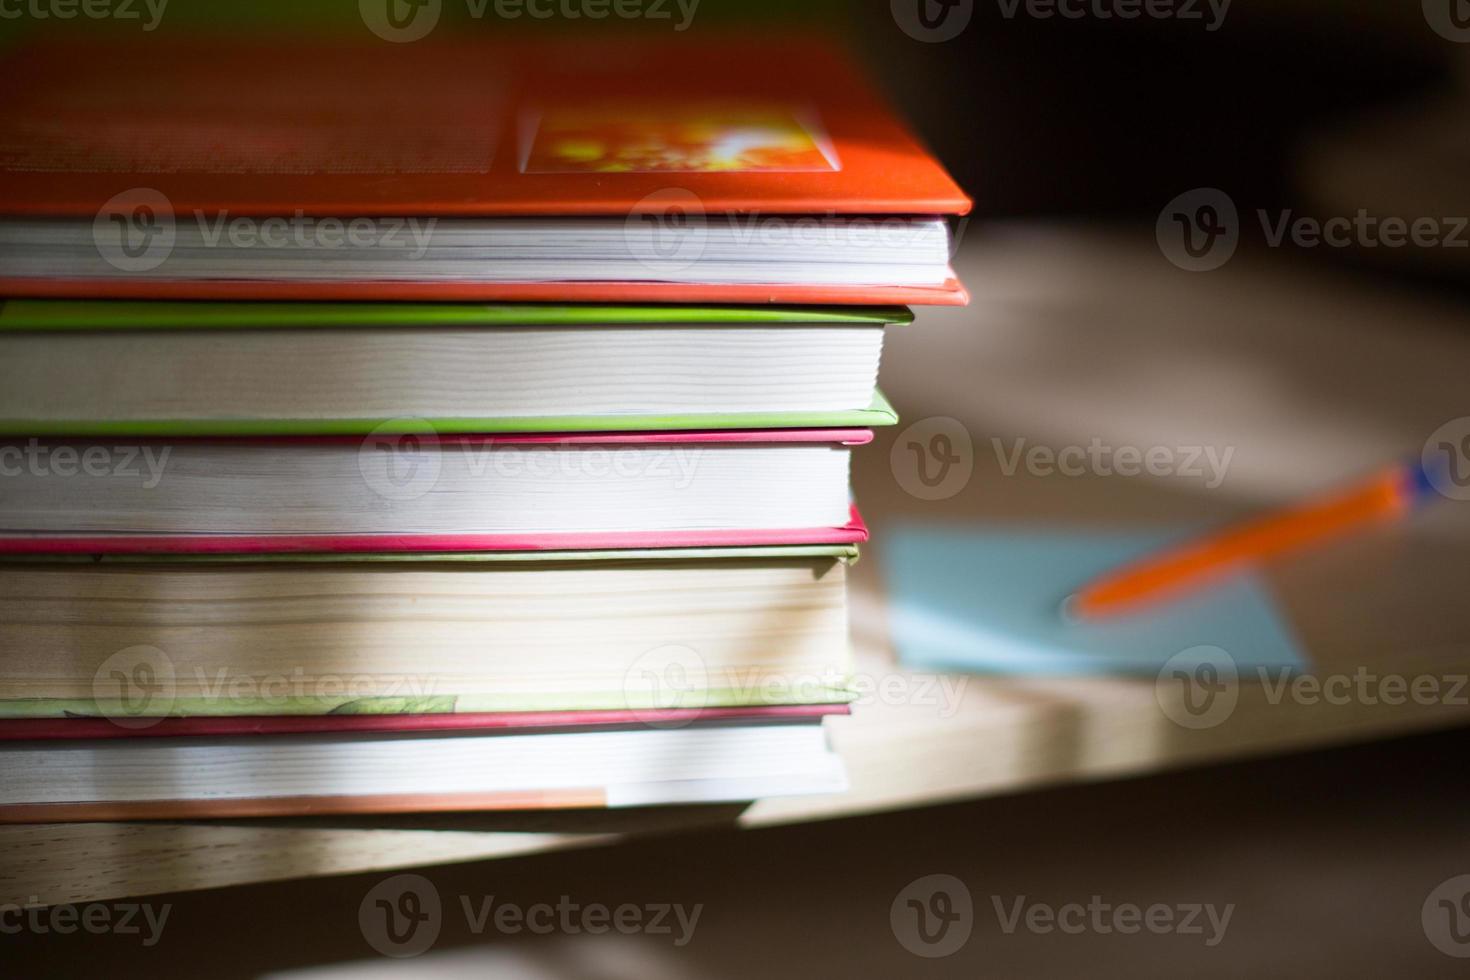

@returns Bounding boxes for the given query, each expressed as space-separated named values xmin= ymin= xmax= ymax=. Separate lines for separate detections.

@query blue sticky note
xmin=883 ymin=524 xmax=1306 ymax=675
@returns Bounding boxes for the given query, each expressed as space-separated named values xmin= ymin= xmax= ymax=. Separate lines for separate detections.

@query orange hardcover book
xmin=0 ymin=35 xmax=970 ymax=305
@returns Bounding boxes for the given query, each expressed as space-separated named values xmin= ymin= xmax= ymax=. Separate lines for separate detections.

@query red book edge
xmin=0 ymin=278 xmax=970 ymax=306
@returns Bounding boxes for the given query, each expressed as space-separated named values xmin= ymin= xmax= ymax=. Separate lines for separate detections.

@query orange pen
xmin=1066 ymin=458 xmax=1446 ymax=620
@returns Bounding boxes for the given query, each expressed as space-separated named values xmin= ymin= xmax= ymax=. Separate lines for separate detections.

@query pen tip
xmin=1411 ymin=454 xmax=1448 ymax=503
xmin=1059 ymin=594 xmax=1080 ymax=622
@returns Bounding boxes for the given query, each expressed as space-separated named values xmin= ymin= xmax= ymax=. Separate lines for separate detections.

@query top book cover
xmin=0 ymin=35 xmax=970 ymax=304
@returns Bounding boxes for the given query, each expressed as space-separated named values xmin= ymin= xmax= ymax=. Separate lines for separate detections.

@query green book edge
xmin=0 ymin=687 xmax=858 ymax=720
xmin=0 ymin=390 xmax=899 ymax=436
xmin=0 ymin=301 xmax=904 ymax=433
xmin=0 ymin=300 xmax=914 ymax=330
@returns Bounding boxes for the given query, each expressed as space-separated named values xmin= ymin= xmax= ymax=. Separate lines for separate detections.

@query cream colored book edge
xmin=0 ymin=557 xmax=852 ymax=718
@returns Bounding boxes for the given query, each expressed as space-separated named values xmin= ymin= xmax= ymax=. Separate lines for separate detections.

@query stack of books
xmin=0 ymin=35 xmax=968 ymax=821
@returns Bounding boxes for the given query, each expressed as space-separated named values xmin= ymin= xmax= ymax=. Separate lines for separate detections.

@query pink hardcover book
xmin=0 ymin=428 xmax=872 ymax=555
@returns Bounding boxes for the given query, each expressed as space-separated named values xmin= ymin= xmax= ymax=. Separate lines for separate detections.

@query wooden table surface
xmin=5 ymin=224 xmax=1469 ymax=906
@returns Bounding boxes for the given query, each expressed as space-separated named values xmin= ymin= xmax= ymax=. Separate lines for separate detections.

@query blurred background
xmin=4 ymin=1 xmax=1470 ymax=976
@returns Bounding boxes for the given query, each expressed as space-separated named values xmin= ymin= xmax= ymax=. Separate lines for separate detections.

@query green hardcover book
xmin=0 ymin=300 xmax=908 ymax=436
xmin=0 ymin=544 xmax=859 ymax=719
